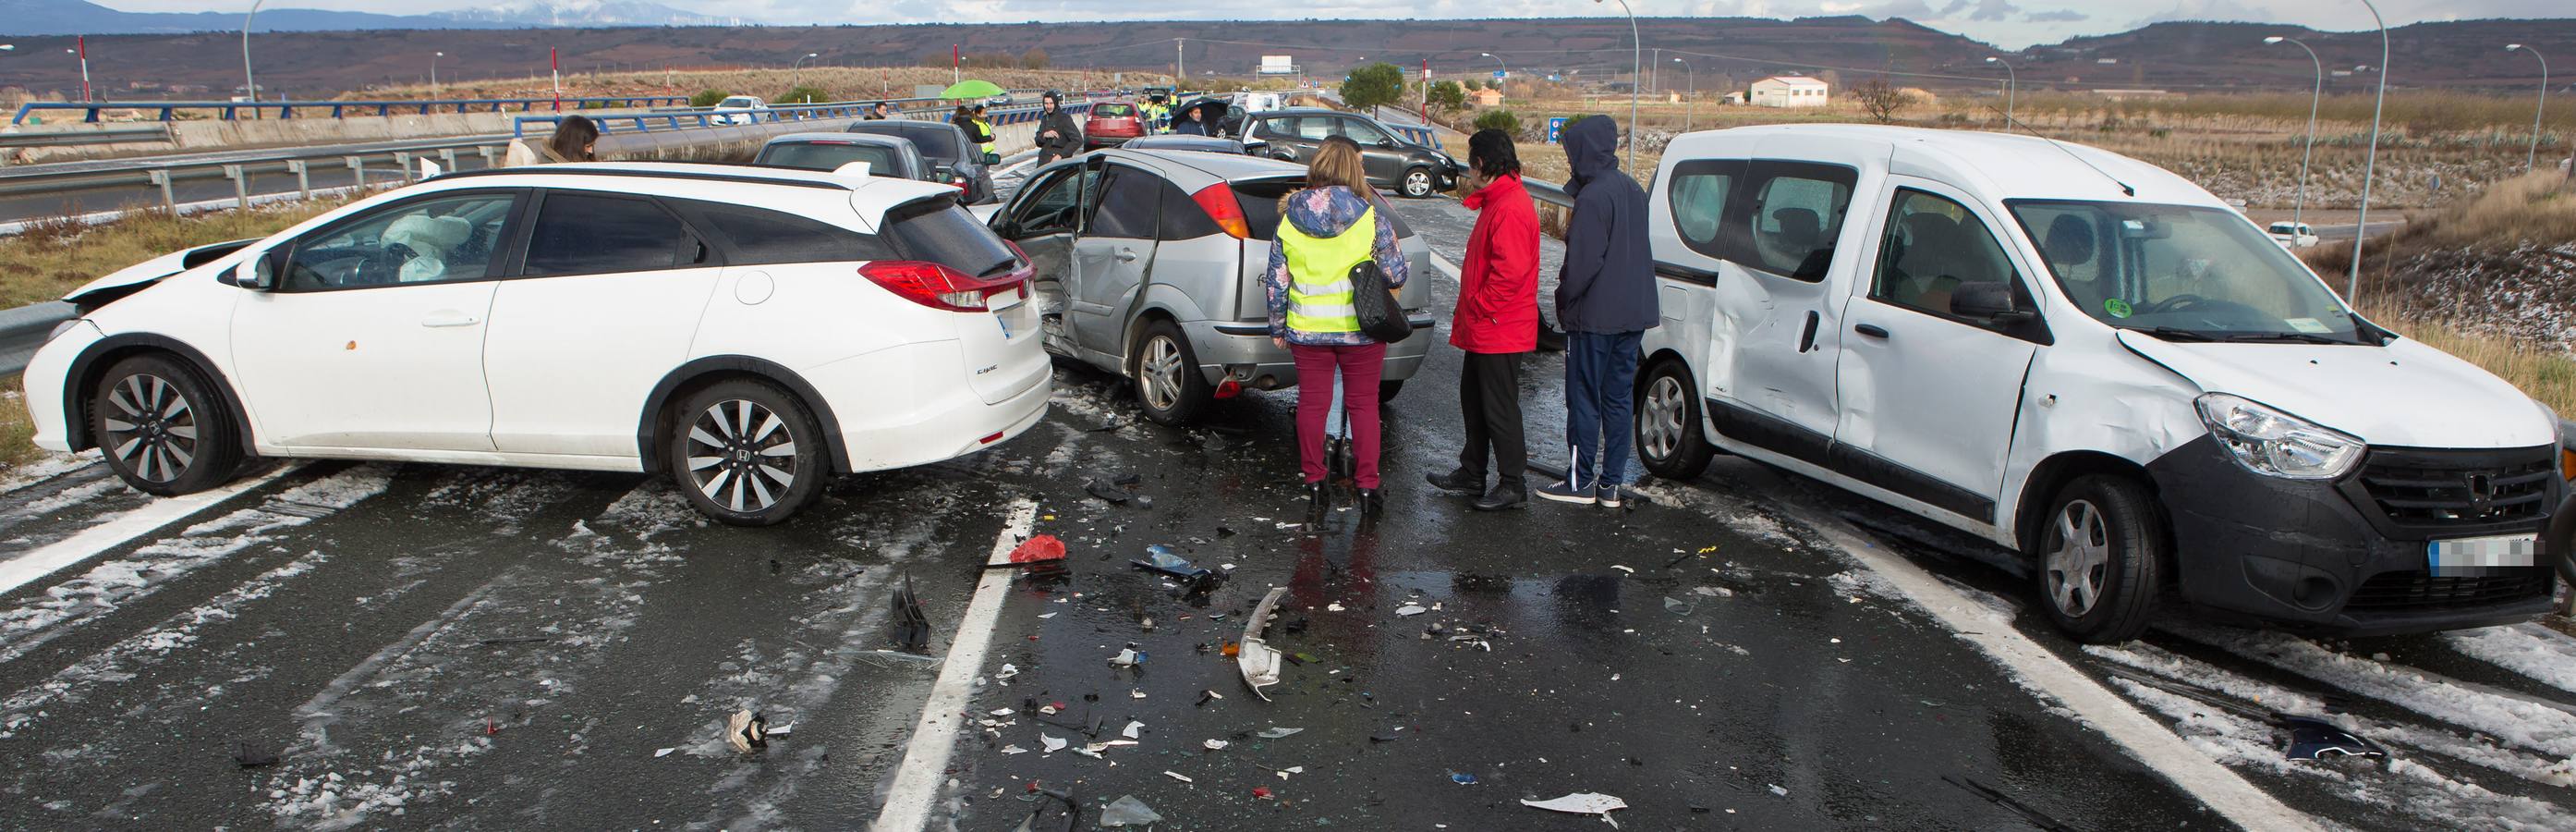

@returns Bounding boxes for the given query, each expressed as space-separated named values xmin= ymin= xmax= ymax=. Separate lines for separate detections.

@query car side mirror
xmin=1242 ymin=141 xmax=1268 ymax=154
xmin=1950 ymin=281 xmax=2032 ymax=324
xmin=235 ymin=251 xmax=280 ymax=291
xmin=984 ymin=152 xmax=1002 ymax=165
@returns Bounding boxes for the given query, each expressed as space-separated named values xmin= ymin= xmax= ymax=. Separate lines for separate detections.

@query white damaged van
xmin=1634 ymin=124 xmax=2560 ymax=642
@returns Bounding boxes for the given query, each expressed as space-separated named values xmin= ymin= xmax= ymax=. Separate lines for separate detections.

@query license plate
xmin=2428 ymin=533 xmax=2539 ymax=577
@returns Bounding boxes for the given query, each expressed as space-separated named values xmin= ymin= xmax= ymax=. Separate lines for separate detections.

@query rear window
xmin=1230 ymin=179 xmax=1410 ymax=241
xmin=758 ymin=142 xmax=906 ymax=176
xmin=673 ymin=199 xmax=893 ymax=266
xmin=721 ymin=97 xmax=759 ymax=108
xmin=1094 ymin=104 xmax=1137 ymax=118
xmin=883 ymin=199 xmax=1017 ymax=277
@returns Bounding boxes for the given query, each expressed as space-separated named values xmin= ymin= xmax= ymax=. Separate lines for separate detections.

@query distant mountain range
xmin=0 ymin=0 xmax=739 ymax=34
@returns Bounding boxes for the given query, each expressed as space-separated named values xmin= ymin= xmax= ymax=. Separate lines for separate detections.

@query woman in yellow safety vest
xmin=1262 ymin=137 xmax=1408 ymax=518
xmin=968 ymin=104 xmax=998 ymax=159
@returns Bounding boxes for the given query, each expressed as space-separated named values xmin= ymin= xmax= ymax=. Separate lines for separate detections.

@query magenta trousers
xmin=1292 ymin=342 xmax=1387 ymax=489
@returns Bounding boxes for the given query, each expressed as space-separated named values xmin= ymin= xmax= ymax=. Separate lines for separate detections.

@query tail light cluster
xmin=860 ymin=257 xmax=1030 ymax=312
xmin=1190 ymin=182 xmax=1251 ymax=239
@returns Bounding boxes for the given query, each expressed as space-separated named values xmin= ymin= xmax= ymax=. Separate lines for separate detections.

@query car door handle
xmin=1853 ymin=324 xmax=1890 ymax=339
xmin=1115 ymin=249 xmax=1138 ymax=263
xmin=421 ymin=312 xmax=482 ymax=328
xmin=1797 ymin=311 xmax=1821 ymax=352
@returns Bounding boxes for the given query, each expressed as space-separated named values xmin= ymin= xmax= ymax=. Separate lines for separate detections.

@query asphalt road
xmin=1 ymin=193 xmax=2571 ymax=831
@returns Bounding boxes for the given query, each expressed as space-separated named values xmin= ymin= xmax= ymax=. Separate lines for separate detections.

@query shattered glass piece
xmin=1100 ymin=795 xmax=1164 ymax=826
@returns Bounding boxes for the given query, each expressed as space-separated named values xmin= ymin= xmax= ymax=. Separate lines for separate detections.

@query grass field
xmin=0 ymin=201 xmax=350 ymax=309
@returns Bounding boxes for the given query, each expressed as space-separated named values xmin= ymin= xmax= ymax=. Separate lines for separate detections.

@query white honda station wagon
xmin=24 ymin=163 xmax=1051 ymax=525
xmin=1634 ymin=125 xmax=2559 ymax=642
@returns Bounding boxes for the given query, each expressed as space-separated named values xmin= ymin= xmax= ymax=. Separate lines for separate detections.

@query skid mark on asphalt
xmin=0 ymin=464 xmax=388 ymax=667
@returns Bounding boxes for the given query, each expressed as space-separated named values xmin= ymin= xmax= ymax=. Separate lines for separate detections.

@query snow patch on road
xmin=2166 ymin=622 xmax=2576 ymax=767
xmin=2445 ymin=624 xmax=2576 ymax=694
xmin=10 ymin=477 xmax=124 ymax=518
xmin=0 ymin=451 xmax=94 ymax=496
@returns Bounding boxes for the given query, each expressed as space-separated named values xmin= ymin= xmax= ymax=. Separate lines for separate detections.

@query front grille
xmin=2354 ymin=447 xmax=2555 ymax=530
xmin=2345 ymin=569 xmax=2553 ymax=612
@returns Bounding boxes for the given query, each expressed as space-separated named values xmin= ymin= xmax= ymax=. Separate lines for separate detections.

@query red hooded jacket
xmin=1452 ymin=173 xmax=1540 ymax=353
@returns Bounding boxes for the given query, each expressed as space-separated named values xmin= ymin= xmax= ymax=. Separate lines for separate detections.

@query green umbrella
xmin=941 ymin=80 xmax=1007 ymax=100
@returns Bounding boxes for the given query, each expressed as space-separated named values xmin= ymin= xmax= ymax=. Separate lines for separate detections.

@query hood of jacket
xmin=1282 ymin=186 xmax=1375 ymax=239
xmin=1561 ymin=116 xmax=1621 ymax=192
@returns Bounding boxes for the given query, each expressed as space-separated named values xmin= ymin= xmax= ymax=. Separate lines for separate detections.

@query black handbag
xmin=1347 ymin=260 xmax=1413 ymax=344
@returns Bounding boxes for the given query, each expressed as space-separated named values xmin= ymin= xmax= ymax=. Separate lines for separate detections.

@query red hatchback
xmin=1085 ymin=102 xmax=1145 ymax=151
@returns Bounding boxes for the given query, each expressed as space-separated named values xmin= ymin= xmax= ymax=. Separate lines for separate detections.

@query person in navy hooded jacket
xmin=1537 ymin=116 xmax=1658 ymax=509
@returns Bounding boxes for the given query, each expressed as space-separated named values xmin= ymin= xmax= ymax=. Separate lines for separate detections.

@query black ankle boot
xmin=1359 ymin=488 xmax=1385 ymax=516
xmin=1306 ymin=481 xmax=1330 ymax=515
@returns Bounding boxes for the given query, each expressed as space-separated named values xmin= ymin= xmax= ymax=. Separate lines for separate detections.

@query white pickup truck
xmin=2266 ymin=220 xmax=2320 ymax=249
xmin=1630 ymin=124 xmax=2558 ymax=642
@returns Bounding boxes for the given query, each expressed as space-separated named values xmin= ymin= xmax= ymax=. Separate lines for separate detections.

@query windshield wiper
xmin=2134 ymin=326 xmax=2218 ymax=342
xmin=2218 ymin=332 xmax=2353 ymax=345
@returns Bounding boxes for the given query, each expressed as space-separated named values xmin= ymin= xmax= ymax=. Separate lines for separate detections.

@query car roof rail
xmin=428 ymin=163 xmax=856 ymax=191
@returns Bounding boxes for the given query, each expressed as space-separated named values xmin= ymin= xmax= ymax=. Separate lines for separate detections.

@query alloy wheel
xmin=1640 ymin=375 xmax=1686 ymax=461
xmin=2045 ymin=499 xmax=2111 ymax=617
xmin=1138 ymin=336 xmax=1183 ymax=412
xmin=1403 ymin=170 xmax=1432 ymax=197
xmin=684 ymin=398 xmax=800 ymax=514
xmin=101 ymin=373 xmax=198 ymax=483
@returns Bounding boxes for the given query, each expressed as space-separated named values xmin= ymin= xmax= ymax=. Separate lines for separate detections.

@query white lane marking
xmin=870 ymin=497 xmax=1039 ymax=832
xmin=0 ymin=464 xmax=298 ymax=597
xmin=1776 ymin=504 xmax=2327 ymax=832
xmin=1428 ymin=251 xmax=1463 ymax=284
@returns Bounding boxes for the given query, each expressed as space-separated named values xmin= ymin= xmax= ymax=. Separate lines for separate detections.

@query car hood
xmin=63 ymin=238 xmax=256 ymax=305
xmin=2116 ymin=330 xmax=2553 ymax=449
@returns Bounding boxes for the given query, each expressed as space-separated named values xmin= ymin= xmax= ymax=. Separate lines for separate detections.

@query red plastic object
xmin=1253 ymin=787 xmax=1273 ymax=800
xmin=1213 ymin=378 xmax=1243 ymax=399
xmin=1008 ymin=534 xmax=1067 ymax=564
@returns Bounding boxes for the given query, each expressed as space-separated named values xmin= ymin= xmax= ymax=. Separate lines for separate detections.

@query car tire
xmin=1634 ymin=359 xmax=1714 ymax=482
xmin=667 ymin=378 xmax=828 ymax=526
xmin=2035 ymin=474 xmax=2166 ymax=644
xmin=1378 ymin=380 xmax=1403 ymax=403
xmin=1133 ymin=319 xmax=1211 ymax=426
xmin=1400 ymin=166 xmax=1435 ymax=199
xmin=90 ymin=354 xmax=244 ymax=496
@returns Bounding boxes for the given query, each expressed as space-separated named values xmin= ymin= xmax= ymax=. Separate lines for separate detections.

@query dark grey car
xmin=1238 ymin=107 xmax=1458 ymax=198
xmin=843 ymin=120 xmax=998 ymax=205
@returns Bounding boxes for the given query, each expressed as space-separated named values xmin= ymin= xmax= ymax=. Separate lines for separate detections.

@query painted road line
xmin=0 ymin=464 xmax=299 ymax=597
xmin=1428 ymin=251 xmax=1463 ymax=283
xmin=1781 ymin=504 xmax=2327 ymax=832
xmin=870 ymin=497 xmax=1040 ymax=832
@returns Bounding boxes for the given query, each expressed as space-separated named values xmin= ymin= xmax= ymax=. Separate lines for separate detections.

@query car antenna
xmin=1987 ymin=106 xmax=2135 ymax=197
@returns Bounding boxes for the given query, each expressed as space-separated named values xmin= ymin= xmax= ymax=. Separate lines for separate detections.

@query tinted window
xmin=285 ymin=191 xmax=516 ymax=290
xmin=1340 ymin=118 xmax=1392 ymax=145
xmin=884 ymin=199 xmax=1017 ymax=277
xmin=1293 ymin=117 xmax=1335 ymax=141
xmin=1872 ymin=189 xmax=2019 ymax=318
xmin=759 ymin=141 xmax=907 ymax=176
xmin=1012 ymin=168 xmax=1094 ymax=236
xmin=1666 ymin=159 xmax=1744 ymax=259
xmin=1158 ymin=181 xmax=1222 ymax=239
xmin=525 ymin=192 xmax=688 ymax=276
xmin=1230 ymin=179 xmax=1411 ymax=241
xmin=1095 ymin=104 xmax=1137 ymax=117
xmin=1742 ymin=161 xmax=1856 ymax=281
xmin=1088 ymin=167 xmax=1161 ymax=239
xmin=675 ymin=200 xmax=893 ymax=266
xmin=858 ymin=125 xmax=961 ymax=165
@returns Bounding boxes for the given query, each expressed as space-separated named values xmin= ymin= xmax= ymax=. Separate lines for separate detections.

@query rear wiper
xmin=2135 ymin=326 xmax=2217 ymax=342
xmin=2219 ymin=332 xmax=2351 ymax=345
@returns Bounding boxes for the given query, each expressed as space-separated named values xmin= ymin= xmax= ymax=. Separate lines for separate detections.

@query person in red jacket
xmin=1426 ymin=129 xmax=1539 ymax=510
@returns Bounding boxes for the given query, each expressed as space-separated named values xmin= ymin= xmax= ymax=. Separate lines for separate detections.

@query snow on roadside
xmin=0 ymin=465 xmax=393 ymax=664
xmin=2445 ymin=624 xmax=2576 ymax=694
xmin=2164 ymin=622 xmax=2576 ymax=768
xmin=9 ymin=477 xmax=123 ymax=519
xmin=0 ymin=451 xmax=93 ymax=496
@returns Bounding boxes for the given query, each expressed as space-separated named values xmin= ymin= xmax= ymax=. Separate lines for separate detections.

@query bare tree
xmin=1855 ymin=79 xmax=1911 ymax=124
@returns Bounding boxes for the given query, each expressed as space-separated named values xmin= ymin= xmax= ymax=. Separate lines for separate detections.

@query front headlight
xmin=2195 ymin=393 xmax=2364 ymax=480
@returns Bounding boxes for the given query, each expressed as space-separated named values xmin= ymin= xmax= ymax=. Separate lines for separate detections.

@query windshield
xmin=2008 ymin=200 xmax=2365 ymax=343
xmin=758 ymin=142 xmax=906 ymax=176
xmin=720 ymin=97 xmax=759 ymax=108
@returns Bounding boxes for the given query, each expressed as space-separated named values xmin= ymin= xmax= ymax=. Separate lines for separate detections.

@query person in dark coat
xmin=1536 ymin=115 xmax=1658 ymax=509
xmin=1426 ymin=129 xmax=1538 ymax=511
xmin=1173 ymin=104 xmax=1210 ymax=136
xmin=1034 ymin=91 xmax=1084 ymax=165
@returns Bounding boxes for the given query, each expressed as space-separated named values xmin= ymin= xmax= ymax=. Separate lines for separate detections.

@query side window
xmin=1666 ymin=159 xmax=1744 ymax=259
xmin=1293 ymin=117 xmax=1334 ymax=141
xmin=672 ymin=199 xmax=893 ymax=265
xmin=1088 ymin=167 xmax=1161 ymax=239
xmin=1014 ymin=168 xmax=1093 ymax=235
xmin=1341 ymin=118 xmax=1391 ymax=145
xmin=285 ymin=191 xmax=516 ymax=290
xmin=524 ymin=192 xmax=691 ymax=277
xmin=1871 ymin=189 xmax=2022 ymax=320
xmin=1740 ymin=161 xmax=1857 ymax=281
xmin=1156 ymin=181 xmax=1222 ymax=239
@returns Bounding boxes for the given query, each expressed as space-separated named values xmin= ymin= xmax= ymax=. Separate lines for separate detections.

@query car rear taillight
xmin=860 ymin=260 xmax=1027 ymax=312
xmin=1192 ymin=182 xmax=1251 ymax=239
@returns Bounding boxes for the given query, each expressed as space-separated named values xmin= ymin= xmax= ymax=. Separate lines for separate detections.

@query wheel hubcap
xmin=1138 ymin=336 xmax=1182 ymax=411
xmin=2045 ymin=499 xmax=2112 ymax=617
xmin=1641 ymin=375 xmax=1685 ymax=460
xmin=103 ymin=373 xmax=197 ymax=483
xmin=1406 ymin=172 xmax=1429 ymax=194
xmin=685 ymin=398 xmax=798 ymax=514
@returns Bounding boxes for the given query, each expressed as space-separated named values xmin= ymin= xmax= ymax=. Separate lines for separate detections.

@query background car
xmin=843 ymin=120 xmax=998 ymax=205
xmin=711 ymin=95 xmax=769 ymax=126
xmin=23 ymin=162 xmax=1049 ymax=525
xmin=1085 ymin=102 xmax=1147 ymax=151
xmin=988 ymin=148 xmax=1437 ymax=425
xmin=1120 ymin=135 xmax=1247 ymax=154
xmin=755 ymin=133 xmax=974 ymax=202
xmin=2267 ymin=220 xmax=2320 ymax=249
xmin=1238 ymin=108 xmax=1458 ymax=198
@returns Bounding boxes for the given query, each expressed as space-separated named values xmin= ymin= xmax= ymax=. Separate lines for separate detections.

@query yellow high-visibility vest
xmin=1280 ymin=206 xmax=1375 ymax=334
xmin=971 ymin=117 xmax=996 ymax=155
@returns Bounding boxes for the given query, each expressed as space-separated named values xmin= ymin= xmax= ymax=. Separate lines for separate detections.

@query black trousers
xmin=1457 ymin=350 xmax=1528 ymax=490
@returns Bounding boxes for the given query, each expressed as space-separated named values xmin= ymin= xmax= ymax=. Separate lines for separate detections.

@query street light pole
xmin=1595 ymin=0 xmax=1640 ymax=177
xmin=242 ymin=0 xmax=266 ymax=104
xmin=2507 ymin=44 xmax=2551 ymax=174
xmin=1672 ymin=57 xmax=1696 ymax=133
xmin=1481 ymin=52 xmax=1506 ymax=98
xmin=2266 ymin=36 xmax=2323 ymax=231
xmin=2349 ymin=0 xmax=2390 ymax=303
xmin=1984 ymin=56 xmax=2016 ymax=123
xmin=431 ymin=51 xmax=444 ymax=98
xmin=791 ymin=52 xmax=818 ymax=99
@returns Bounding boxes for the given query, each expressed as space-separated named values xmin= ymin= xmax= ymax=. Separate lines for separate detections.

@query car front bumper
xmin=2147 ymin=434 xmax=2558 ymax=636
xmin=1191 ymin=314 xmax=1438 ymax=389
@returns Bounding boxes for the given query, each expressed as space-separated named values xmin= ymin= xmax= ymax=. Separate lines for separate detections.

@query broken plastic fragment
xmin=1109 ymin=647 xmax=1144 ymax=667
xmin=1100 ymin=795 xmax=1163 ymax=826
xmin=1007 ymin=534 xmax=1069 ymax=564
xmin=1664 ymin=597 xmax=1693 ymax=615
xmin=1256 ymin=727 xmax=1304 ymax=739
xmin=1135 ymin=544 xmax=1217 ymax=588
xmin=1203 ymin=739 xmax=1229 ymax=751
xmin=1040 ymin=734 xmax=1068 ymax=753
xmin=1000 ymin=744 xmax=1028 ymax=755
xmin=725 ymin=710 xmax=769 ymax=753
xmin=1087 ymin=479 xmax=1149 ymax=507
xmin=1254 ymin=787 xmax=1274 ymax=799
xmin=1395 ymin=605 xmax=1428 ymax=617
xmin=1610 ymin=565 xmax=1635 ymax=574
xmin=767 ymin=722 xmax=794 ymax=737
xmin=1521 ymin=792 xmax=1627 ymax=817
xmin=891 ymin=572 xmax=931 ymax=652
xmin=1768 ymin=784 xmax=1789 ymax=797
xmin=1239 ymin=586 xmax=1293 ymax=702
xmin=232 ymin=740 xmax=282 ymax=768
xmin=2282 ymin=716 xmax=2388 ymax=760
xmin=1164 ymin=770 xmax=1195 ymax=783
xmin=1451 ymin=772 xmax=1478 ymax=785
xmin=653 ymin=747 xmax=675 ymax=758
xmin=996 ymin=664 xmax=1019 ymax=680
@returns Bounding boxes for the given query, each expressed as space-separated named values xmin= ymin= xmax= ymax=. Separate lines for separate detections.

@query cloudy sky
xmin=103 ymin=0 xmax=2575 ymax=48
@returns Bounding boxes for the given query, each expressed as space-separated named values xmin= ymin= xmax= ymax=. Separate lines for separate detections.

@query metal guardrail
xmin=0 ymin=137 xmax=514 ymax=208
xmin=0 ymin=125 xmax=175 ymax=149
xmin=0 ymin=301 xmax=76 ymax=376
xmin=513 ymin=100 xmax=1091 ymax=139
xmin=13 ymin=96 xmax=694 ymax=126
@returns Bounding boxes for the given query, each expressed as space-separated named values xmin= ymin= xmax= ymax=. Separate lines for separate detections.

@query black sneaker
xmin=1472 ymin=483 xmax=1528 ymax=511
xmin=1535 ymin=480 xmax=1596 ymax=505
xmin=1598 ymin=484 xmax=1625 ymax=509
xmin=1425 ymin=469 xmax=1482 ymax=494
